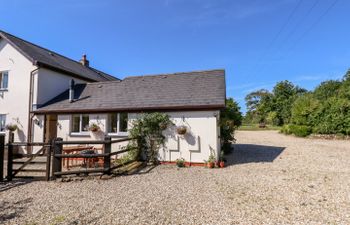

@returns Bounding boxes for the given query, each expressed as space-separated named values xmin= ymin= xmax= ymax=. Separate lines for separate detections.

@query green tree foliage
xmin=245 ymin=89 xmax=273 ymax=123
xmin=220 ymin=98 xmax=242 ymax=154
xmin=244 ymin=81 xmax=306 ymax=126
xmin=272 ymin=81 xmax=307 ymax=125
xmin=244 ymin=69 xmax=350 ymax=136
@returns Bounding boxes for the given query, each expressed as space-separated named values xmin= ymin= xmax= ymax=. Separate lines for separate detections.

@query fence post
xmin=52 ymin=137 xmax=63 ymax=180
xmin=45 ymin=141 xmax=53 ymax=181
xmin=7 ymin=132 xmax=14 ymax=181
xmin=0 ymin=135 xmax=4 ymax=182
xmin=104 ymin=136 xmax=111 ymax=173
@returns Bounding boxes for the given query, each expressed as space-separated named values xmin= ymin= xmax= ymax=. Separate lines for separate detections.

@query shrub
xmin=282 ymin=124 xmax=311 ymax=137
xmin=290 ymin=125 xmax=312 ymax=137
xmin=280 ymin=124 xmax=292 ymax=135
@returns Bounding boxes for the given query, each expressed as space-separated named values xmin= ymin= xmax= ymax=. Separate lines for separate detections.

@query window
xmin=71 ymin=114 xmax=90 ymax=134
xmin=0 ymin=71 xmax=8 ymax=90
xmin=107 ymin=113 xmax=128 ymax=135
xmin=0 ymin=115 xmax=6 ymax=132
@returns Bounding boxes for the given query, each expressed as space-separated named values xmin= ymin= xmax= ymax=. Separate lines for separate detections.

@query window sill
xmin=70 ymin=132 xmax=90 ymax=137
xmin=0 ymin=89 xmax=8 ymax=92
xmin=107 ymin=133 xmax=128 ymax=137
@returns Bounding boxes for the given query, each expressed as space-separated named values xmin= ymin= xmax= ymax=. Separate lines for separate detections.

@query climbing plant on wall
xmin=127 ymin=112 xmax=173 ymax=164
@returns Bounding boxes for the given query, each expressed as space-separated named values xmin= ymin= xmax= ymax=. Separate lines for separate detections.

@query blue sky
xmin=0 ymin=0 xmax=349 ymax=112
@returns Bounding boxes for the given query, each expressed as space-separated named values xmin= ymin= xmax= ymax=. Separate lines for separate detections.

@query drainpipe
xmin=27 ymin=65 xmax=40 ymax=145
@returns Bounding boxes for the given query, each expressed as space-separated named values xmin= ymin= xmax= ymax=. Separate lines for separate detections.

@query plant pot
xmin=207 ymin=162 xmax=215 ymax=168
xmin=90 ymin=128 xmax=99 ymax=132
xmin=219 ymin=161 xmax=225 ymax=168
xmin=215 ymin=161 xmax=220 ymax=167
xmin=176 ymin=126 xmax=187 ymax=135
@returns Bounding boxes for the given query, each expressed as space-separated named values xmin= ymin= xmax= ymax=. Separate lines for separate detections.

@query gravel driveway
xmin=1 ymin=131 xmax=349 ymax=224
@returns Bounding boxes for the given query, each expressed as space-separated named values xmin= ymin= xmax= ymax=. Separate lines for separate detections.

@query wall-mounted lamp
xmin=33 ymin=118 xmax=40 ymax=126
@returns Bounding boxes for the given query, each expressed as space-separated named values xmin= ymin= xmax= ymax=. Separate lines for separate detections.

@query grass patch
xmin=238 ymin=124 xmax=281 ymax=131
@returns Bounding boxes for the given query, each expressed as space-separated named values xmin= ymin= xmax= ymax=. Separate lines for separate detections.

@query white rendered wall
xmin=33 ymin=68 xmax=86 ymax=108
xmin=56 ymin=110 xmax=220 ymax=163
xmin=0 ymin=38 xmax=36 ymax=142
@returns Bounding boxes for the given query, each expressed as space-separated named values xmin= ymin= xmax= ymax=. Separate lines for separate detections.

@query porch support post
xmin=0 ymin=135 xmax=4 ymax=181
xmin=52 ymin=137 xmax=63 ymax=180
xmin=7 ymin=132 xmax=14 ymax=181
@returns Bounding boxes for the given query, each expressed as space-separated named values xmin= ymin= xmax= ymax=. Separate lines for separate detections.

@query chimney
xmin=79 ymin=54 xmax=89 ymax=67
xmin=69 ymin=79 xmax=75 ymax=103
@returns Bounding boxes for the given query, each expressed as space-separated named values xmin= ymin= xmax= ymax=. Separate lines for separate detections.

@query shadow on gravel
xmin=0 ymin=198 xmax=32 ymax=223
xmin=226 ymin=144 xmax=285 ymax=166
xmin=0 ymin=179 xmax=33 ymax=193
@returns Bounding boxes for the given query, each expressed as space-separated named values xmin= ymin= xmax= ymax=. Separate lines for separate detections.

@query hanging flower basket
xmin=6 ymin=124 xmax=18 ymax=132
xmin=176 ymin=125 xmax=187 ymax=135
xmin=88 ymin=123 xmax=101 ymax=132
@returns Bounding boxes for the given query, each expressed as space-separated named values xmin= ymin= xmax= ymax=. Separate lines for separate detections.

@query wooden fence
xmin=51 ymin=136 xmax=139 ymax=179
xmin=0 ymin=134 xmax=140 ymax=181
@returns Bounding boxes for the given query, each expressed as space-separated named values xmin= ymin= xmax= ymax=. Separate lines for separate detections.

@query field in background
xmin=238 ymin=124 xmax=281 ymax=131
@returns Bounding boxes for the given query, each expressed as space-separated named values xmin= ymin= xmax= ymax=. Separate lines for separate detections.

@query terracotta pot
xmin=215 ymin=161 xmax=220 ymax=167
xmin=207 ymin=162 xmax=215 ymax=168
xmin=219 ymin=161 xmax=225 ymax=168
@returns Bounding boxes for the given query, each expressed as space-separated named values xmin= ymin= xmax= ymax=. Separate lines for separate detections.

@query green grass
xmin=238 ymin=124 xmax=281 ymax=131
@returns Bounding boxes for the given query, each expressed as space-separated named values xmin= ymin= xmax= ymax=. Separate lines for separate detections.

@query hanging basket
xmin=88 ymin=123 xmax=101 ymax=132
xmin=6 ymin=124 xmax=18 ymax=132
xmin=176 ymin=125 xmax=187 ymax=135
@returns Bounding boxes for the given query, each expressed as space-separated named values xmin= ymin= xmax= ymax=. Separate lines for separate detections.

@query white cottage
xmin=0 ymin=30 xmax=226 ymax=164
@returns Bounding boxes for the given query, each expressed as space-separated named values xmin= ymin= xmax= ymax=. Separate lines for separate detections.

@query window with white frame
xmin=107 ymin=113 xmax=128 ymax=135
xmin=0 ymin=71 xmax=9 ymax=90
xmin=71 ymin=114 xmax=90 ymax=134
xmin=0 ymin=114 xmax=6 ymax=132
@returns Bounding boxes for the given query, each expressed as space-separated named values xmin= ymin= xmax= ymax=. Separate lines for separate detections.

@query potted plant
xmin=176 ymin=158 xmax=186 ymax=168
xmin=176 ymin=125 xmax=187 ymax=135
xmin=6 ymin=123 xmax=18 ymax=132
xmin=88 ymin=123 xmax=100 ymax=132
xmin=207 ymin=154 xmax=215 ymax=168
xmin=219 ymin=151 xmax=225 ymax=168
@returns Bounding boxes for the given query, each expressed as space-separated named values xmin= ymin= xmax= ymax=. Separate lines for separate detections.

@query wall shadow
xmin=225 ymin=144 xmax=285 ymax=166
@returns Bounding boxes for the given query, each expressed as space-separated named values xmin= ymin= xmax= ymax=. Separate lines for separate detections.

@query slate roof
xmin=36 ymin=69 xmax=226 ymax=113
xmin=0 ymin=30 xmax=118 ymax=82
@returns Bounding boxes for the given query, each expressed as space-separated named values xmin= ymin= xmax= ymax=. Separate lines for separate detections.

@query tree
xmin=220 ymin=98 xmax=242 ymax=154
xmin=245 ymin=89 xmax=273 ymax=123
xmin=272 ymin=80 xmax=307 ymax=125
xmin=313 ymin=80 xmax=341 ymax=100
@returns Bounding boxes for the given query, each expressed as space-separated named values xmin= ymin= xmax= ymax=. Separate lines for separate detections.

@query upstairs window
xmin=71 ymin=114 xmax=90 ymax=134
xmin=0 ymin=115 xmax=6 ymax=132
xmin=0 ymin=71 xmax=8 ymax=90
xmin=107 ymin=113 xmax=128 ymax=135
